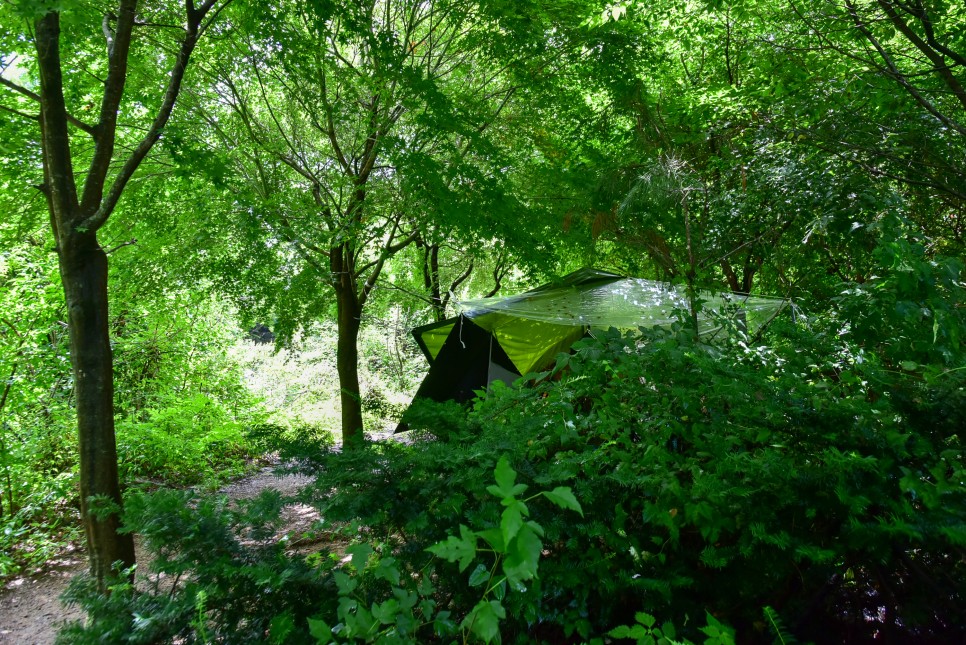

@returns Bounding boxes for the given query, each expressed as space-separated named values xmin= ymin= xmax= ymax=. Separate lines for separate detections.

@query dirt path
xmin=0 ymin=466 xmax=315 ymax=645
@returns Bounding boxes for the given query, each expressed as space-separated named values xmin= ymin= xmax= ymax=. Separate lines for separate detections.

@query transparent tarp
xmin=447 ymin=269 xmax=788 ymax=375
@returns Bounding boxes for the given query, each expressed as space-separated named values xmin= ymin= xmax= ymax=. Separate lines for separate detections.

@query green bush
xmin=1 ymin=237 xmax=267 ymax=576
xmin=51 ymin=248 xmax=966 ymax=642
xmin=117 ymin=392 xmax=260 ymax=488
xmin=302 ymin=323 xmax=965 ymax=643
xmin=57 ymin=458 xmax=590 ymax=644
xmin=59 ymin=488 xmax=330 ymax=644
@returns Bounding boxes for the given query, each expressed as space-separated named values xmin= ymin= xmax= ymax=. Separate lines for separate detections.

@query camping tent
xmin=404 ymin=268 xmax=788 ymax=413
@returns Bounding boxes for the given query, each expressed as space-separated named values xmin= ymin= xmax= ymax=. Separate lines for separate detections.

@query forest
xmin=0 ymin=0 xmax=964 ymax=642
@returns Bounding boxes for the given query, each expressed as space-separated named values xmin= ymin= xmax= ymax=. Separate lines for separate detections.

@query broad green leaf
xmin=541 ymin=487 xmax=583 ymax=516
xmin=503 ymin=525 xmax=542 ymax=586
xmin=346 ymin=543 xmax=373 ymax=572
xmin=662 ymin=620 xmax=677 ymax=639
xmin=375 ymin=556 xmax=400 ymax=585
xmin=417 ymin=573 xmax=435 ymax=597
xmin=608 ymin=625 xmax=633 ymax=638
xmin=333 ymin=571 xmax=358 ymax=595
xmin=372 ymin=599 xmax=399 ymax=625
xmin=635 ymin=611 xmax=656 ymax=628
xmin=344 ymin=605 xmax=375 ymax=637
xmin=468 ymin=563 xmax=490 ymax=587
xmin=426 ymin=524 xmax=477 ymax=572
xmin=501 ymin=500 xmax=527 ymax=545
xmin=700 ymin=611 xmax=736 ymax=644
xmin=307 ymin=617 xmax=333 ymax=644
xmin=489 ymin=455 xmax=528 ymax=499
xmin=477 ymin=527 xmax=505 ymax=552
xmin=461 ymin=599 xmax=506 ymax=644
xmin=393 ymin=587 xmax=418 ymax=610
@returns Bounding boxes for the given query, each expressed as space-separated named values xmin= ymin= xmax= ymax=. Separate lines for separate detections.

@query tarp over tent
xmin=401 ymin=268 xmax=788 ymax=420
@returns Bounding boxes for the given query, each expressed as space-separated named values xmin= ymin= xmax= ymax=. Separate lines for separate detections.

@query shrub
xmin=57 ymin=458 xmax=588 ymax=644
xmin=302 ymin=324 xmax=966 ymax=643
xmin=56 ymin=315 xmax=966 ymax=643
xmin=59 ymin=487 xmax=331 ymax=644
xmin=116 ymin=392 xmax=260 ymax=489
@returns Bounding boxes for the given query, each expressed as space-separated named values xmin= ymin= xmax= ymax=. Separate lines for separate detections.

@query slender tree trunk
xmin=424 ymin=244 xmax=446 ymax=322
xmin=335 ymin=284 xmax=364 ymax=447
xmin=20 ymin=2 xmax=218 ymax=591
xmin=58 ymin=231 xmax=134 ymax=585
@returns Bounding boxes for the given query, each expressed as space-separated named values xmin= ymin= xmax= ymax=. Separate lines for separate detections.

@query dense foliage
xmin=0 ymin=234 xmax=264 ymax=575
xmin=301 ymin=323 xmax=964 ymax=641
xmin=1 ymin=0 xmax=964 ymax=641
xmin=57 ymin=242 xmax=966 ymax=641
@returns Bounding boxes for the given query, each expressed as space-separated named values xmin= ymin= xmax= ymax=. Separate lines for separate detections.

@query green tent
xmin=404 ymin=268 xmax=788 ymax=415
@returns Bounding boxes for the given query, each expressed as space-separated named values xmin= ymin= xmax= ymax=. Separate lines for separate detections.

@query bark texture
xmin=60 ymin=235 xmax=135 ymax=584
xmin=335 ymin=282 xmax=364 ymax=447
xmin=24 ymin=1 xmax=219 ymax=590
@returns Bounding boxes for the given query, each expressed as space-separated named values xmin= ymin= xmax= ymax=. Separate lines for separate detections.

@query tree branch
xmin=0 ymin=102 xmax=38 ymax=122
xmin=875 ymin=0 xmax=966 ymax=111
xmin=34 ymin=12 xmax=80 ymax=223
xmin=440 ymin=257 xmax=474 ymax=312
xmin=0 ymin=75 xmax=97 ymax=136
xmin=844 ymin=0 xmax=966 ymax=137
xmin=80 ymin=0 xmax=137 ymax=215
xmin=79 ymin=0 xmax=222 ymax=233
xmin=105 ymin=238 xmax=137 ymax=254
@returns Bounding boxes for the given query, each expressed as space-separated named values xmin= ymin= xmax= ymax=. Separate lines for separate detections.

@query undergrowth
xmin=56 ymin=319 xmax=966 ymax=643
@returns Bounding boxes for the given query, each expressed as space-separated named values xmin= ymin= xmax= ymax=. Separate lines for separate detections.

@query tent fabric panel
xmin=484 ymin=314 xmax=586 ymax=375
xmin=487 ymin=361 xmax=519 ymax=389
xmin=526 ymin=267 xmax=623 ymax=293
xmin=409 ymin=316 xmax=519 ymax=404
xmin=410 ymin=317 xmax=491 ymax=404
xmin=411 ymin=317 xmax=458 ymax=364
xmin=460 ymin=277 xmax=786 ymax=337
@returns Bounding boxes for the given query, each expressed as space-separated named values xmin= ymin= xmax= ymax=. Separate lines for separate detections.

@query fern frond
xmin=763 ymin=605 xmax=798 ymax=645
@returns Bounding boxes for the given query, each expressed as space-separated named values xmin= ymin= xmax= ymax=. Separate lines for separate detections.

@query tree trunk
xmin=58 ymin=231 xmax=135 ymax=586
xmin=24 ymin=2 xmax=218 ymax=592
xmin=423 ymin=244 xmax=446 ymax=322
xmin=335 ymin=281 xmax=364 ymax=448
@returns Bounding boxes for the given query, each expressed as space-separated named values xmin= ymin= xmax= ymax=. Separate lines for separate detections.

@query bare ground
xmin=0 ymin=465 xmax=317 ymax=645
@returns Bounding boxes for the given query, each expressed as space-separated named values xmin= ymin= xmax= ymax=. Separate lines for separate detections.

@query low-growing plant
xmin=299 ymin=322 xmax=965 ymax=643
xmin=116 ymin=391 xmax=261 ymax=489
xmin=59 ymin=487 xmax=329 ymax=644
xmin=57 ymin=456 xmax=585 ymax=644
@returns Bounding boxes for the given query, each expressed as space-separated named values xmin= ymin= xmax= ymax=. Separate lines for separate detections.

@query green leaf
xmin=344 ymin=605 xmax=375 ymax=637
xmin=492 ymin=578 xmax=507 ymax=601
xmin=333 ymin=571 xmax=358 ymax=595
xmin=468 ymin=563 xmax=490 ymax=587
xmin=346 ymin=543 xmax=373 ymax=572
xmin=635 ymin=611 xmax=657 ymax=628
xmin=541 ymin=487 xmax=583 ymax=516
xmin=269 ymin=612 xmax=295 ymax=644
xmin=372 ymin=598 xmax=399 ymax=625
xmin=307 ymin=617 xmax=333 ymax=644
xmin=501 ymin=500 xmax=527 ymax=545
xmin=462 ymin=599 xmax=506 ymax=644
xmin=427 ymin=524 xmax=477 ymax=572
xmin=503 ymin=524 xmax=542 ymax=587
xmin=375 ymin=556 xmax=400 ymax=585
xmin=662 ymin=620 xmax=677 ymax=639
xmin=490 ymin=455 xmax=528 ymax=499
xmin=700 ymin=611 xmax=736 ymax=644
xmin=477 ymin=527 xmax=505 ymax=551
xmin=608 ymin=625 xmax=633 ymax=639
xmin=417 ymin=572 xmax=436 ymax=597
